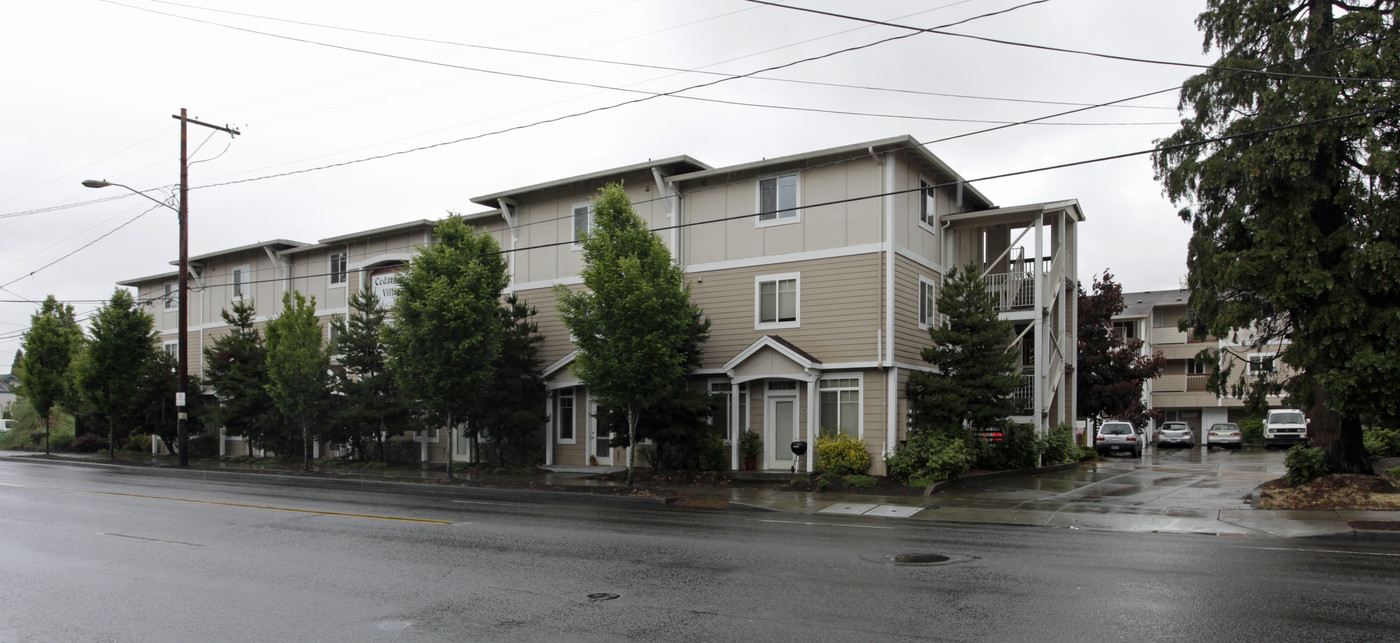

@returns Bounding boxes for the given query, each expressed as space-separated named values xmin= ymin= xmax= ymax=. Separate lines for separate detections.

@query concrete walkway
xmin=5 ymin=447 xmax=1398 ymax=540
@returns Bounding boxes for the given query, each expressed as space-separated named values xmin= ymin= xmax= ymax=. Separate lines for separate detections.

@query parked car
xmin=1207 ymin=422 xmax=1242 ymax=448
xmin=1095 ymin=421 xmax=1142 ymax=457
xmin=1264 ymin=409 xmax=1309 ymax=448
xmin=1157 ymin=421 xmax=1195 ymax=448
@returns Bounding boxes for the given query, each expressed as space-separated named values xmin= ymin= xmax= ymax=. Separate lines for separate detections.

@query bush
xmin=817 ymin=433 xmax=871 ymax=475
xmin=1238 ymin=418 xmax=1264 ymax=444
xmin=1362 ymin=427 xmax=1400 ymax=458
xmin=975 ymin=424 xmax=1045 ymax=471
xmin=1284 ymin=445 xmax=1328 ymax=487
xmin=845 ymin=474 xmax=878 ymax=488
xmin=70 ymin=432 xmax=108 ymax=453
xmin=1043 ymin=424 xmax=1077 ymax=465
xmin=1388 ymin=466 xmax=1400 ymax=480
xmin=907 ymin=474 xmax=938 ymax=489
xmin=1077 ymin=446 xmax=1098 ymax=461
xmin=885 ymin=430 xmax=974 ymax=483
xmin=124 ymin=434 xmax=152 ymax=453
xmin=696 ymin=433 xmax=729 ymax=471
xmin=187 ymin=433 xmax=220 ymax=459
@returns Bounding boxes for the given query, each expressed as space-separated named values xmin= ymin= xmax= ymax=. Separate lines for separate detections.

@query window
xmin=572 ymin=203 xmax=594 ymax=245
xmin=1112 ymin=321 xmax=1137 ymax=340
xmin=918 ymin=277 xmax=937 ymax=329
xmin=819 ymin=377 xmax=860 ymax=438
xmin=163 ymin=341 xmax=179 ymax=358
xmin=328 ymin=323 xmax=342 ymax=345
xmin=1247 ymin=353 xmax=1276 ymax=375
xmin=556 ymin=390 xmax=575 ymax=443
xmin=329 ymin=252 xmax=347 ymax=286
xmin=919 ymin=179 xmax=937 ymax=226
xmin=709 ymin=382 xmax=749 ymax=438
xmin=755 ymin=273 xmax=799 ymax=329
xmin=1152 ymin=309 xmax=1167 ymax=328
xmin=1186 ymin=359 xmax=1207 ymax=375
xmin=163 ymin=283 xmax=177 ymax=310
xmin=757 ymin=173 xmax=798 ymax=224
xmin=232 ymin=264 xmax=251 ymax=300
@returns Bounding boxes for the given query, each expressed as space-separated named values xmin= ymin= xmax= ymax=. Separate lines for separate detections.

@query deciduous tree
xmin=15 ymin=296 xmax=84 ymax=455
xmin=1076 ymin=272 xmax=1166 ymax=436
xmin=265 ymin=291 xmax=332 ymax=470
xmin=1153 ymin=0 xmax=1400 ymax=473
xmin=74 ymin=289 xmax=158 ymax=460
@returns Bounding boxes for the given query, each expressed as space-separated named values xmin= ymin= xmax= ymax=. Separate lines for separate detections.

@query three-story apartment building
xmin=119 ymin=136 xmax=1083 ymax=474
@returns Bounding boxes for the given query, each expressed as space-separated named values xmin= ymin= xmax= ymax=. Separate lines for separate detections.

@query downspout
xmin=651 ymin=168 xmax=679 ymax=263
xmin=496 ymin=199 xmax=519 ymax=288
xmin=881 ymin=149 xmax=898 ymax=460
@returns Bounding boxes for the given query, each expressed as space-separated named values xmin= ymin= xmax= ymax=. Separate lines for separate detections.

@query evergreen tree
xmin=1153 ymin=0 xmax=1400 ymax=473
xmin=906 ymin=264 xmax=1022 ymax=434
xmin=74 ymin=289 xmax=158 ymax=459
xmin=556 ymin=183 xmax=704 ymax=485
xmin=15 ymin=296 xmax=84 ymax=455
xmin=265 ymin=291 xmax=332 ymax=470
xmin=204 ymin=301 xmax=282 ymax=457
xmin=330 ymin=286 xmax=411 ymax=461
xmin=474 ymin=294 xmax=547 ymax=467
xmin=1076 ymin=272 xmax=1166 ymax=434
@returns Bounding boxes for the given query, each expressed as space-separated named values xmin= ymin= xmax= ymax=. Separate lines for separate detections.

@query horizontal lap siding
xmin=893 ymin=256 xmax=940 ymax=366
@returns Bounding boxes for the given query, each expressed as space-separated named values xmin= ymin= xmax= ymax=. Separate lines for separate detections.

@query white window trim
xmin=754 ymin=272 xmax=801 ymax=330
xmin=570 ymin=202 xmax=594 ymax=250
xmin=163 ymin=282 xmax=178 ymax=310
xmin=917 ymin=275 xmax=938 ymax=330
xmin=818 ymin=372 xmax=864 ymax=439
xmin=755 ymin=172 xmax=800 ymax=228
xmin=917 ymin=176 xmax=939 ymax=234
xmin=162 ymin=341 xmax=179 ymax=358
xmin=232 ymin=264 xmax=252 ymax=301
xmin=329 ymin=252 xmax=348 ymax=288
xmin=1246 ymin=353 xmax=1277 ymax=375
xmin=556 ymin=389 xmax=577 ymax=445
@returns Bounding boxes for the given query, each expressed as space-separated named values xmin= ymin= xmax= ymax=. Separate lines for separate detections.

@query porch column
xmin=806 ymin=376 xmax=817 ymax=474
xmin=730 ymin=381 xmax=741 ymax=471
xmin=544 ymin=391 xmax=554 ymax=466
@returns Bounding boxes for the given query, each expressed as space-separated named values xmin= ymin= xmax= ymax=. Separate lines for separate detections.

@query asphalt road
xmin=2 ymin=459 xmax=1397 ymax=642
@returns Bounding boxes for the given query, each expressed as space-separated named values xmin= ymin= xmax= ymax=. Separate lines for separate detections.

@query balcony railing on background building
xmin=1187 ymin=373 xmax=1209 ymax=391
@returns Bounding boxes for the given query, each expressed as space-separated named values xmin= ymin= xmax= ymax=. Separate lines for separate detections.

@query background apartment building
xmin=120 ymin=136 xmax=1083 ymax=474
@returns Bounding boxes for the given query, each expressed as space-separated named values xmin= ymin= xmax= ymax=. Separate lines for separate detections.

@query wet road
xmin=2 ymin=458 xmax=1397 ymax=642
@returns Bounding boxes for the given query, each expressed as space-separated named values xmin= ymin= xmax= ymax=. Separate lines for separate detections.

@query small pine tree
xmin=330 ymin=286 xmax=411 ymax=461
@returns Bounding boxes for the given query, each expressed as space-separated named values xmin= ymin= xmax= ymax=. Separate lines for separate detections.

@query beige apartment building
xmin=1115 ymin=289 xmax=1288 ymax=441
xmin=119 ymin=136 xmax=1083 ymax=475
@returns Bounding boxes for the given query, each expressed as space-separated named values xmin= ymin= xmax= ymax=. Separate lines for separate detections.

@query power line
xmin=0 ymin=203 xmax=164 ymax=290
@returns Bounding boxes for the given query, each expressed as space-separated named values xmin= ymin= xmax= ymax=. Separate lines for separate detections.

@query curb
xmin=2 ymin=456 xmax=678 ymax=508
xmin=925 ymin=461 xmax=1082 ymax=496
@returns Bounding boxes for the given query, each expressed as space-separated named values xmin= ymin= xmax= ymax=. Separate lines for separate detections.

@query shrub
xmin=845 ymin=474 xmax=878 ymax=488
xmin=124 ymin=434 xmax=152 ymax=453
xmin=1238 ymin=418 xmax=1264 ymax=444
xmin=885 ymin=430 xmax=974 ymax=483
xmin=739 ymin=429 xmax=762 ymax=458
xmin=1362 ymin=427 xmax=1400 ymax=458
xmin=976 ymin=424 xmax=1045 ymax=471
xmin=70 ymin=432 xmax=108 ymax=453
xmin=696 ymin=434 xmax=729 ymax=471
xmin=1077 ymin=446 xmax=1098 ymax=461
xmin=1388 ymin=466 xmax=1400 ymax=480
xmin=1284 ymin=445 xmax=1328 ymax=487
xmin=907 ymin=474 xmax=938 ymax=489
xmin=1043 ymin=424 xmax=1078 ymax=465
xmin=817 ymin=433 xmax=871 ymax=475
xmin=187 ymin=433 xmax=220 ymax=459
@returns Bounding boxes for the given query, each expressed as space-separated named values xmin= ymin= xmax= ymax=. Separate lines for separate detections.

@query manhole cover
xmin=588 ymin=593 xmax=620 ymax=602
xmin=859 ymin=551 xmax=976 ymax=567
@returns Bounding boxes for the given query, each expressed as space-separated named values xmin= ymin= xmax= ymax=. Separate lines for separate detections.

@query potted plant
xmin=739 ymin=429 xmax=762 ymax=471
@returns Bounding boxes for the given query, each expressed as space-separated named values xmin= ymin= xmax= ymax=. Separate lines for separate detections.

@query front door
xmin=765 ymin=395 xmax=798 ymax=470
xmin=589 ymin=398 xmax=612 ymax=466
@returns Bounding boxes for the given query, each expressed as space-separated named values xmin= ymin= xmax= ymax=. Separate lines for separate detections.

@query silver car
xmin=1157 ymin=421 xmax=1195 ymax=448
xmin=1096 ymin=421 xmax=1142 ymax=457
xmin=1207 ymin=422 xmax=1243 ymax=448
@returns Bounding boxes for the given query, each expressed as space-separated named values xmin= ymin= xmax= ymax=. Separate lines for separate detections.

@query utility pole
xmin=174 ymin=108 xmax=239 ymax=467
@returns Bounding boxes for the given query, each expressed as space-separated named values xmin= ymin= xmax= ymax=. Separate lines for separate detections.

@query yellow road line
xmin=0 ymin=482 xmax=451 ymax=524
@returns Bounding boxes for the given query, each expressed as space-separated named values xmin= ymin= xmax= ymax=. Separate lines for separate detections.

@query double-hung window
xmin=918 ymin=277 xmax=937 ymax=329
xmin=818 ymin=377 xmax=861 ymax=439
xmin=755 ymin=273 xmax=799 ymax=329
xmin=919 ymin=179 xmax=937 ymax=227
xmin=329 ymin=252 xmax=347 ymax=286
xmin=572 ymin=203 xmax=594 ymax=246
xmin=757 ymin=173 xmax=798 ymax=224
xmin=163 ymin=282 xmax=177 ymax=310
xmin=1247 ymin=353 xmax=1276 ymax=375
xmin=1112 ymin=320 xmax=1137 ymax=340
xmin=232 ymin=264 xmax=251 ymax=301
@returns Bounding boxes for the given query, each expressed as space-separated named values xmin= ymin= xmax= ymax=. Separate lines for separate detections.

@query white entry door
xmin=765 ymin=395 xmax=798 ymax=470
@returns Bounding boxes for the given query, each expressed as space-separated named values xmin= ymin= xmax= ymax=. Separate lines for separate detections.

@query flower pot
xmin=589 ymin=456 xmax=597 ymax=466
xmin=744 ymin=457 xmax=757 ymax=471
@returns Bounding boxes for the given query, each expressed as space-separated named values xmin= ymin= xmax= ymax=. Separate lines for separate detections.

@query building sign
xmin=370 ymin=266 xmax=404 ymax=309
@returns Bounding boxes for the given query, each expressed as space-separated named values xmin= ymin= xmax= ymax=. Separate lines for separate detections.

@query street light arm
xmin=81 ymin=179 xmax=178 ymax=212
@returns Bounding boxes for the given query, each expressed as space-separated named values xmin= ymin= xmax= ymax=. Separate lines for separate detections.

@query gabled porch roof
xmin=721 ymin=335 xmax=822 ymax=383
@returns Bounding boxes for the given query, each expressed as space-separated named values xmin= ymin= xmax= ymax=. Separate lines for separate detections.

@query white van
xmin=1264 ymin=409 xmax=1309 ymax=448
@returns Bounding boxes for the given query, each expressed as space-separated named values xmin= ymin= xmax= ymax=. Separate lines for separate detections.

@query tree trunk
xmin=625 ymin=407 xmax=639 ymax=487
xmin=44 ymin=415 xmax=51 ymax=456
xmin=1309 ymin=382 xmax=1372 ymax=475
xmin=445 ymin=414 xmax=455 ymax=480
xmin=109 ymin=417 xmax=116 ymax=462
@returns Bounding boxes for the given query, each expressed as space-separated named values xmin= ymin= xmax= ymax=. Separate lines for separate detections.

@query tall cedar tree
xmin=330 ymin=286 xmax=412 ymax=461
xmin=598 ymin=308 xmax=713 ymax=472
xmin=204 ymin=301 xmax=283 ymax=456
xmin=906 ymin=264 xmax=1022 ymax=433
xmin=474 ymin=294 xmax=547 ymax=466
xmin=1153 ymin=0 xmax=1400 ymax=473
xmin=1076 ymin=272 xmax=1166 ymax=435
xmin=556 ymin=183 xmax=701 ymax=486
xmin=15 ymin=296 xmax=84 ymax=455
xmin=264 ymin=291 xmax=332 ymax=470
xmin=384 ymin=215 xmax=508 ymax=477
xmin=74 ymin=289 xmax=158 ymax=459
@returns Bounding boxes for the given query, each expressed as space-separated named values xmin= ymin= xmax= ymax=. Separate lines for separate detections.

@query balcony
xmin=983 ymin=272 xmax=1038 ymax=312
xmin=1187 ymin=373 xmax=1208 ymax=391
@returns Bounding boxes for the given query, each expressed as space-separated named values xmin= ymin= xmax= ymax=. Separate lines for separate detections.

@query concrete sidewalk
xmin=5 ymin=448 xmax=1398 ymax=541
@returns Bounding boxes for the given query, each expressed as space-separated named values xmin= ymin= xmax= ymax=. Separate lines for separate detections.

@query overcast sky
xmin=1 ymin=0 xmax=1215 ymax=374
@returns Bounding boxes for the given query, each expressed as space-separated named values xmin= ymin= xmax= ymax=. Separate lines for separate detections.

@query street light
xmin=84 ymin=108 xmax=240 ymax=467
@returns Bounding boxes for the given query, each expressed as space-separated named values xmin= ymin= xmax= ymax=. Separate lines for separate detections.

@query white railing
xmin=983 ymin=271 xmax=1039 ymax=311
xmin=1011 ymin=375 xmax=1034 ymax=412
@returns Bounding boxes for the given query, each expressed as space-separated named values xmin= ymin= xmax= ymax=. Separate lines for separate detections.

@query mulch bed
xmin=1257 ymin=473 xmax=1400 ymax=511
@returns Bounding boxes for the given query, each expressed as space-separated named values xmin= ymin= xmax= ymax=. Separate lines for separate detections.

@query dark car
xmin=1095 ymin=421 xmax=1141 ymax=457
